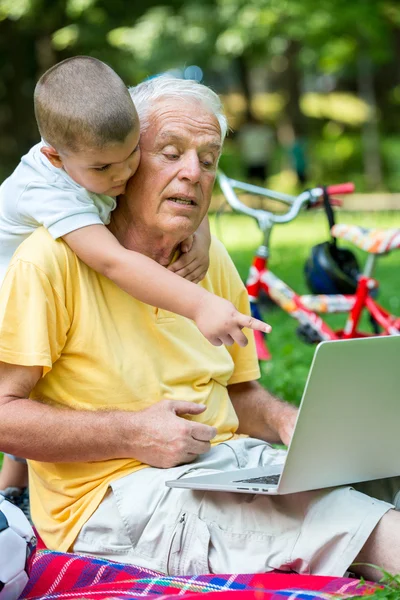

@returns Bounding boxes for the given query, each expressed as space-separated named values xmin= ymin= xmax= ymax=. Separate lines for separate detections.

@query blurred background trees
xmin=1 ymin=0 xmax=400 ymax=191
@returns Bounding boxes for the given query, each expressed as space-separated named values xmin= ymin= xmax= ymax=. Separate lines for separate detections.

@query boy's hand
xmin=194 ymin=294 xmax=271 ymax=347
xmin=169 ymin=231 xmax=210 ymax=284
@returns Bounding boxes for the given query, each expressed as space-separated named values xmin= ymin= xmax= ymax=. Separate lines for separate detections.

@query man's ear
xmin=40 ymin=145 xmax=64 ymax=169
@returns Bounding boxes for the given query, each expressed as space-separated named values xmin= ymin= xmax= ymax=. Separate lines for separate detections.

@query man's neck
xmin=108 ymin=202 xmax=180 ymax=267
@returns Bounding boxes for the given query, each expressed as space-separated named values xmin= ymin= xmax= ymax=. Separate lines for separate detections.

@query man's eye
xmin=164 ymin=154 xmax=179 ymax=160
xmin=94 ymin=165 xmax=110 ymax=172
xmin=202 ymin=159 xmax=215 ymax=168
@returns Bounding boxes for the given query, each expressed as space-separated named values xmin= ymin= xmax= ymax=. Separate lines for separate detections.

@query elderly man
xmin=0 ymin=76 xmax=399 ymax=581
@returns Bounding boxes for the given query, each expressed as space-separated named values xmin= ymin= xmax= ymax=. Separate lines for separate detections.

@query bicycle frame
xmin=247 ymin=250 xmax=400 ymax=360
xmin=217 ymin=173 xmax=400 ymax=360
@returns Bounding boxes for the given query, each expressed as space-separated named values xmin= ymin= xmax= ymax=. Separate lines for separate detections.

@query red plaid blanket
xmin=20 ymin=548 xmax=380 ymax=600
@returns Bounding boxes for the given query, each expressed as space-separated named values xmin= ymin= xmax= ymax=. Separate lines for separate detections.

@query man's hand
xmin=129 ymin=400 xmax=217 ymax=468
xmin=193 ymin=295 xmax=271 ymax=347
xmin=275 ymin=405 xmax=298 ymax=446
xmin=168 ymin=232 xmax=209 ymax=284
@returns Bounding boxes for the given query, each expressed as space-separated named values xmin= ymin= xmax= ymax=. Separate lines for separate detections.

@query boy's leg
xmin=0 ymin=454 xmax=30 ymax=521
xmin=0 ymin=454 xmax=28 ymax=489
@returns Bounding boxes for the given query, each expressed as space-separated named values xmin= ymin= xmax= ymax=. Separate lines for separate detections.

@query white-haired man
xmin=0 ymin=76 xmax=399 ymax=581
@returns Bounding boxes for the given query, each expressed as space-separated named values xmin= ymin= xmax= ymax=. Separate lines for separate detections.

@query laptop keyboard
xmin=234 ymin=474 xmax=280 ymax=485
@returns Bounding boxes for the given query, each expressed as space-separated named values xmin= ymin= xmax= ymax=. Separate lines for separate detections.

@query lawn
xmin=210 ymin=209 xmax=400 ymax=406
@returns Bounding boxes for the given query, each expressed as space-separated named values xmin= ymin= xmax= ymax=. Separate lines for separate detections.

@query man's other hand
xmin=168 ymin=233 xmax=209 ymax=284
xmin=130 ymin=400 xmax=217 ymax=468
xmin=277 ymin=405 xmax=298 ymax=447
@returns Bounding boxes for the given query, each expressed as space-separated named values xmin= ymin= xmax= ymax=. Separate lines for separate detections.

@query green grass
xmin=353 ymin=569 xmax=400 ymax=599
xmin=210 ymin=210 xmax=400 ymax=406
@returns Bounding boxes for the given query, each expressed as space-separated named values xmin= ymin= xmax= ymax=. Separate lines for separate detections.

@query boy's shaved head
xmin=34 ymin=56 xmax=137 ymax=153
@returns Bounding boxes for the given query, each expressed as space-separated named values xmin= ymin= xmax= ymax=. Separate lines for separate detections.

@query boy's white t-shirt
xmin=0 ymin=141 xmax=117 ymax=285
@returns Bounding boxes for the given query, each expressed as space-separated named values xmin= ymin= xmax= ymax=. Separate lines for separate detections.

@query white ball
xmin=0 ymin=496 xmax=35 ymax=600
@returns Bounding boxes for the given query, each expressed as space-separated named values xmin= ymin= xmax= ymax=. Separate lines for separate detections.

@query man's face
xmin=125 ymin=97 xmax=221 ymax=237
xmin=46 ymin=123 xmax=141 ymax=197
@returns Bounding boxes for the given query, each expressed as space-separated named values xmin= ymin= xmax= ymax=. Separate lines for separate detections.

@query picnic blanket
xmin=21 ymin=548 xmax=380 ymax=600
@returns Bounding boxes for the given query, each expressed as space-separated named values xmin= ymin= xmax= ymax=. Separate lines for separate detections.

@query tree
xmin=0 ymin=0 xmax=190 ymax=177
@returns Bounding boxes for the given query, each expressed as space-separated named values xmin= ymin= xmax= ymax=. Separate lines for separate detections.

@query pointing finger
xmin=237 ymin=314 xmax=271 ymax=334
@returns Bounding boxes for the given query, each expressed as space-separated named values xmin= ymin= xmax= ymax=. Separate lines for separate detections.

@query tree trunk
xmin=235 ymin=55 xmax=252 ymax=120
xmin=283 ymin=39 xmax=306 ymax=138
xmin=357 ymin=52 xmax=383 ymax=190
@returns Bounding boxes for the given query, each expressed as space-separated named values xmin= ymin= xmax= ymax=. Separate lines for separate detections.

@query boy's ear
xmin=40 ymin=145 xmax=64 ymax=169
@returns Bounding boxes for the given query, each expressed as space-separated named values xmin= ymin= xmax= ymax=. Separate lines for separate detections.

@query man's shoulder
xmin=209 ymin=234 xmax=239 ymax=272
xmin=206 ymin=235 xmax=244 ymax=297
xmin=10 ymin=227 xmax=75 ymax=276
xmin=209 ymin=235 xmax=232 ymax=261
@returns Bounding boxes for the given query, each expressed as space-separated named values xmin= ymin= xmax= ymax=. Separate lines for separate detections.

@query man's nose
xmin=179 ymin=152 xmax=201 ymax=182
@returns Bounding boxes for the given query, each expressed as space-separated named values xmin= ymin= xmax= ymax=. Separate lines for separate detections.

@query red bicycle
xmin=218 ymin=171 xmax=400 ymax=360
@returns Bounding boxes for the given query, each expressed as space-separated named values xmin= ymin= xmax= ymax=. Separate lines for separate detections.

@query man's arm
xmin=228 ymin=380 xmax=297 ymax=446
xmin=0 ymin=362 xmax=216 ymax=468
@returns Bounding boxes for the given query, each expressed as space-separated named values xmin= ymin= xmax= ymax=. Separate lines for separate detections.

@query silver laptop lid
xmin=278 ymin=336 xmax=400 ymax=494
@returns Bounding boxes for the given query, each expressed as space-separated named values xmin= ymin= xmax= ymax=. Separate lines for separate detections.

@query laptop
xmin=166 ymin=335 xmax=400 ymax=495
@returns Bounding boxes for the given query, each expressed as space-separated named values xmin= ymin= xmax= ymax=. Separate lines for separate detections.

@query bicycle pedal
xmin=296 ymin=324 xmax=323 ymax=345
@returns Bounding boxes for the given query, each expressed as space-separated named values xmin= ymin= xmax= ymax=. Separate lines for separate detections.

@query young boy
xmin=0 ymin=56 xmax=270 ymax=513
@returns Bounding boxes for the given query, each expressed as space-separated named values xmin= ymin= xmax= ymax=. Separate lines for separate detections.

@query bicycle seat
xmin=331 ymin=224 xmax=400 ymax=254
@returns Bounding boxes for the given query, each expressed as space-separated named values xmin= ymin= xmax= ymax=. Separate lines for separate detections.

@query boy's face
xmin=42 ymin=124 xmax=141 ymax=197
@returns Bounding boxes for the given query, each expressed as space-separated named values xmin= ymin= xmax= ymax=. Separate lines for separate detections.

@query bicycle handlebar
xmin=217 ymin=171 xmax=354 ymax=231
xmin=326 ymin=182 xmax=355 ymax=195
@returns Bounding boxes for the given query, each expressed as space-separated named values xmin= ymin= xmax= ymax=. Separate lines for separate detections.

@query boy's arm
xmin=63 ymin=224 xmax=271 ymax=347
xmin=169 ymin=215 xmax=211 ymax=283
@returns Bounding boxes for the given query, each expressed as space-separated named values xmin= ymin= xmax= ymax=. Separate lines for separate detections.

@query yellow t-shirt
xmin=0 ymin=228 xmax=260 ymax=552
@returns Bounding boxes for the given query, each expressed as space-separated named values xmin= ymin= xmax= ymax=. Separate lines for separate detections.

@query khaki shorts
xmin=73 ymin=438 xmax=395 ymax=576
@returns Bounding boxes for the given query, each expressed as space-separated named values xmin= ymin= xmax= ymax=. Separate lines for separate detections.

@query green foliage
xmin=353 ymin=567 xmax=400 ymax=599
xmin=1 ymin=0 xmax=400 ymax=190
xmin=103 ymin=0 xmax=399 ymax=77
xmin=217 ymin=129 xmax=398 ymax=195
xmin=381 ymin=137 xmax=400 ymax=192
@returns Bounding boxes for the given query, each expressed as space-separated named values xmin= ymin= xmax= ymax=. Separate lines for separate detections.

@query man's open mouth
xmin=169 ymin=197 xmax=196 ymax=206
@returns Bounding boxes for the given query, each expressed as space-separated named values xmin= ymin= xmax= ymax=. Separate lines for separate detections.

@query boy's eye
xmin=94 ymin=164 xmax=111 ymax=172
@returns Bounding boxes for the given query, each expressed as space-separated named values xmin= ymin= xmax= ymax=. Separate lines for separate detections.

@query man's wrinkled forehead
xmin=155 ymin=130 xmax=221 ymax=153
xmin=147 ymin=98 xmax=223 ymax=148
